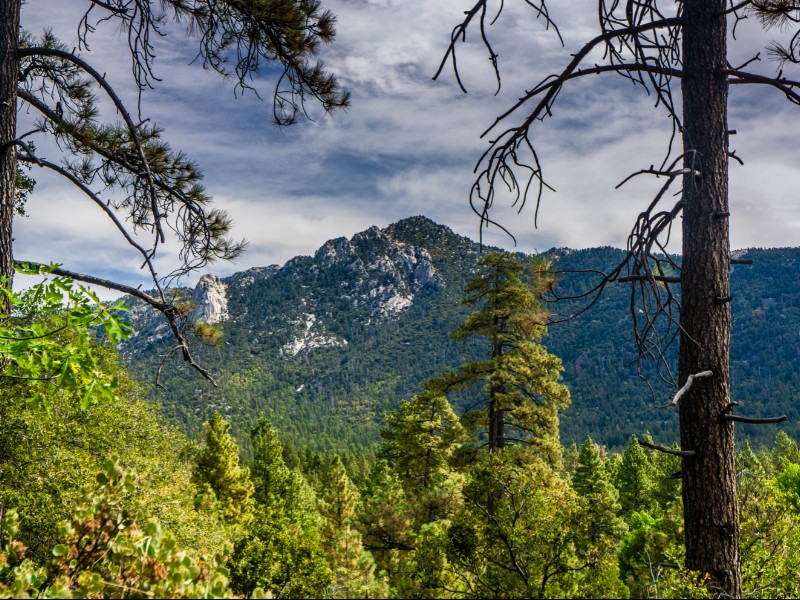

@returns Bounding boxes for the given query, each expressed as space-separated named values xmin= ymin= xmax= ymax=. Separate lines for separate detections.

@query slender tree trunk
xmin=679 ymin=2 xmax=741 ymax=597
xmin=0 ymin=0 xmax=19 ymax=289
xmin=489 ymin=325 xmax=505 ymax=452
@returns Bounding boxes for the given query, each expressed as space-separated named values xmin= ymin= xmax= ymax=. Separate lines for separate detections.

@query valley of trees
xmin=3 ymin=252 xmax=800 ymax=598
xmin=3 ymin=0 xmax=800 ymax=598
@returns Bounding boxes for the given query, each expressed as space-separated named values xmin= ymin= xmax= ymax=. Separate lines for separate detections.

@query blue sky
xmin=16 ymin=0 xmax=800 ymax=296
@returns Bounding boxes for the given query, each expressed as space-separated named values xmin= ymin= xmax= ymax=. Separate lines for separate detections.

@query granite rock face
xmin=122 ymin=217 xmax=452 ymax=359
xmin=189 ymin=274 xmax=229 ymax=324
xmin=315 ymin=223 xmax=444 ymax=320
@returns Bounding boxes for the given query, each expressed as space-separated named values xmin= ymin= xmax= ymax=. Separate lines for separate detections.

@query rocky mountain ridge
xmin=120 ymin=216 xmax=800 ymax=455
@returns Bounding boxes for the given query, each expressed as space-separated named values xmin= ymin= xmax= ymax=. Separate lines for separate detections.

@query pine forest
xmin=3 ymin=0 xmax=800 ymax=598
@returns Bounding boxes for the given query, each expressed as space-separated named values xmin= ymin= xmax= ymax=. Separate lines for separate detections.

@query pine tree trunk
xmin=0 ymin=0 xmax=20 ymax=288
xmin=490 ymin=324 xmax=505 ymax=452
xmin=679 ymin=2 xmax=741 ymax=596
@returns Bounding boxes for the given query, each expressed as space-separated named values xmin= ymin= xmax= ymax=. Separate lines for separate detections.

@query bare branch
xmin=16 ymin=152 xmax=159 ymax=287
xmin=433 ymin=0 xmax=563 ymax=93
xmin=655 ymin=370 xmax=714 ymax=408
xmin=722 ymin=414 xmax=788 ymax=424
xmin=638 ymin=437 xmax=696 ymax=457
xmin=724 ymin=68 xmax=800 ymax=104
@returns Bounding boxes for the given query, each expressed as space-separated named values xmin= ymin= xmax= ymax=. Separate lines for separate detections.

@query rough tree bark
xmin=679 ymin=1 xmax=741 ymax=596
xmin=0 ymin=0 xmax=20 ymax=286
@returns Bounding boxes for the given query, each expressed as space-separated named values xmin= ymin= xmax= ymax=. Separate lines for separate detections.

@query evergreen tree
xmin=571 ymin=438 xmax=627 ymax=593
xmin=615 ymin=435 xmax=655 ymax=517
xmin=249 ymin=418 xmax=291 ymax=507
xmin=604 ymin=452 xmax=623 ymax=487
xmin=573 ymin=438 xmax=615 ymax=499
xmin=192 ymin=412 xmax=255 ymax=527
xmin=450 ymin=252 xmax=570 ymax=465
xmin=229 ymin=507 xmax=332 ymax=599
xmin=562 ymin=441 xmax=580 ymax=479
xmin=447 ymin=447 xmax=626 ymax=598
xmin=771 ymin=431 xmax=800 ymax=474
xmin=317 ymin=456 xmax=387 ymax=599
xmin=229 ymin=419 xmax=331 ymax=598
xmin=736 ymin=440 xmax=766 ymax=490
xmin=357 ymin=459 xmax=415 ymax=579
xmin=318 ymin=456 xmax=360 ymax=534
xmin=640 ymin=433 xmax=683 ymax=510
xmin=380 ymin=386 xmax=468 ymax=525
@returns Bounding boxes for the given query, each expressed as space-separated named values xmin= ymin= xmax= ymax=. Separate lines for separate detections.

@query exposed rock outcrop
xmin=282 ymin=313 xmax=348 ymax=356
xmin=314 ymin=223 xmax=444 ymax=319
xmin=189 ymin=274 xmax=228 ymax=324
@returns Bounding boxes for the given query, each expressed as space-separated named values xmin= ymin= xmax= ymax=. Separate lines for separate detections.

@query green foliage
xmin=0 ymin=340 xmax=226 ymax=566
xmin=615 ymin=435 xmax=656 ymax=516
xmin=447 ymin=448 xmax=625 ymax=598
xmin=562 ymin=441 xmax=580 ymax=479
xmin=572 ymin=438 xmax=626 ymax=570
xmin=380 ymin=386 xmax=467 ymax=526
xmin=774 ymin=463 xmax=800 ymax=509
xmin=123 ymin=222 xmax=800 ymax=457
xmin=318 ymin=456 xmax=359 ymax=533
xmin=357 ymin=459 xmax=415 ymax=575
xmin=0 ymin=460 xmax=238 ymax=599
xmin=616 ymin=505 xmax=709 ymax=598
xmin=739 ymin=460 xmax=800 ymax=598
xmin=229 ymin=506 xmax=331 ymax=599
xmin=452 ymin=252 xmax=570 ymax=463
xmin=14 ymin=161 xmax=35 ymax=217
xmin=229 ymin=418 xmax=331 ymax=598
xmin=573 ymin=437 xmax=615 ymax=500
xmin=771 ymin=430 xmax=800 ymax=474
xmin=192 ymin=412 xmax=255 ymax=527
xmin=316 ymin=456 xmax=387 ymax=598
xmin=250 ymin=418 xmax=290 ymax=507
xmin=1 ymin=263 xmax=131 ymax=411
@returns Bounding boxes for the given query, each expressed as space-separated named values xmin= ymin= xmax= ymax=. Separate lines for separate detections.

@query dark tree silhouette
xmin=0 ymin=0 xmax=348 ymax=382
xmin=436 ymin=0 xmax=800 ymax=595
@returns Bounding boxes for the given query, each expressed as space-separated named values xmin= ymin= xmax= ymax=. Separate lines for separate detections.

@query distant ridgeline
xmin=119 ymin=216 xmax=800 ymax=455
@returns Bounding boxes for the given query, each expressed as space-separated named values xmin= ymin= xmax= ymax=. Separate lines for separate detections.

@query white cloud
xmin=15 ymin=0 xmax=800 ymax=297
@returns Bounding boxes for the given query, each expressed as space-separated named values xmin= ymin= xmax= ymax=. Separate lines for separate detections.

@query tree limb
xmin=638 ymin=437 xmax=696 ymax=457
xmin=722 ymin=414 xmax=788 ymax=424
xmin=655 ymin=370 xmax=713 ymax=408
xmin=13 ymin=260 xmax=216 ymax=387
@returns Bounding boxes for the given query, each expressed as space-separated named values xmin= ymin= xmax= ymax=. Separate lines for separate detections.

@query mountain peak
xmin=384 ymin=215 xmax=454 ymax=239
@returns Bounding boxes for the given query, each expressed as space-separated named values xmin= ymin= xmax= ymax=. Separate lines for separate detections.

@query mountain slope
xmin=121 ymin=217 xmax=800 ymax=454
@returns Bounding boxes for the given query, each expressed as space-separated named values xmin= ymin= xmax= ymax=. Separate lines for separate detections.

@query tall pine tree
xmin=451 ymin=252 xmax=570 ymax=465
xmin=192 ymin=411 xmax=255 ymax=527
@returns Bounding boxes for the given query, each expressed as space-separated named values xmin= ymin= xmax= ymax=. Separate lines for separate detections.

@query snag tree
xmin=436 ymin=0 xmax=800 ymax=595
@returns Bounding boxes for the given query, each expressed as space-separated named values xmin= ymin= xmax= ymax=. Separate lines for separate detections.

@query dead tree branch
xmin=655 ymin=370 xmax=714 ymax=408
xmin=638 ymin=437 xmax=696 ymax=458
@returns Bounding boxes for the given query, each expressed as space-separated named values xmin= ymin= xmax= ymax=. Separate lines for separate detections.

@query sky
xmin=15 ymin=0 xmax=800 ymax=297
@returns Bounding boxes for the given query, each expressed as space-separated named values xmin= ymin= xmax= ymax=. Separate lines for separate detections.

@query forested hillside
xmin=121 ymin=216 xmax=800 ymax=454
xmin=4 ymin=246 xmax=800 ymax=599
